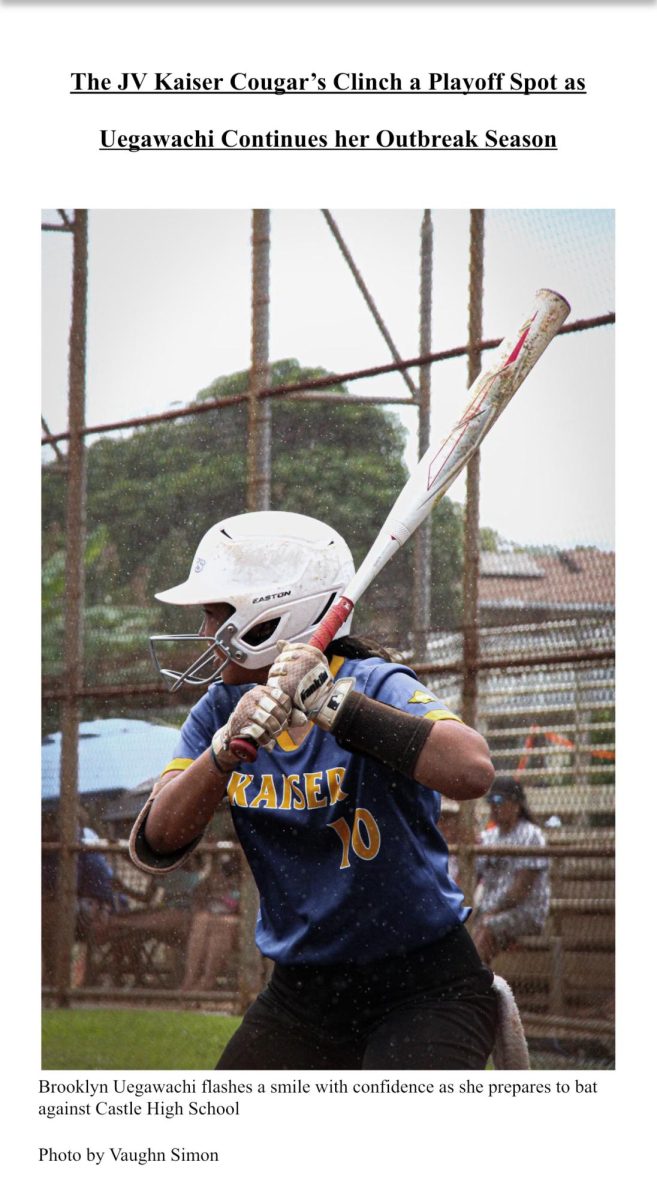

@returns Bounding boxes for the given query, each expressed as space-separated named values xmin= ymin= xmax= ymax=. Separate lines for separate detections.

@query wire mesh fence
xmin=41 ymin=208 xmax=614 ymax=1068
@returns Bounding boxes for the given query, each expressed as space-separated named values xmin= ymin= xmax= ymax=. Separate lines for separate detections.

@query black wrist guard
xmin=332 ymin=690 xmax=434 ymax=778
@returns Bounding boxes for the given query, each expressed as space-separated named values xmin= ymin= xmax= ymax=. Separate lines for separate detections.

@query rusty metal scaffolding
xmin=42 ymin=209 xmax=615 ymax=1057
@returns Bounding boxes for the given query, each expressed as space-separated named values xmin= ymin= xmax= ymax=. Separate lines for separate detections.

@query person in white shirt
xmin=472 ymin=777 xmax=550 ymax=964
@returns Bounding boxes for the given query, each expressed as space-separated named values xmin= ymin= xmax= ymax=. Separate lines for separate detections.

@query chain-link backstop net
xmin=42 ymin=209 xmax=614 ymax=1068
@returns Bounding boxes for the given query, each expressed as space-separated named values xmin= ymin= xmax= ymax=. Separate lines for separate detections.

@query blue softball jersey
xmin=158 ymin=655 xmax=469 ymax=966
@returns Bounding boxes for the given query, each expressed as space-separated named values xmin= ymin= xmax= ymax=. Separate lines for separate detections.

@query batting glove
xmin=211 ymin=684 xmax=292 ymax=770
xmin=267 ymin=641 xmax=355 ymax=731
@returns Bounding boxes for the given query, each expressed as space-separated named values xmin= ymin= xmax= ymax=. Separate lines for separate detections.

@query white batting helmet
xmin=150 ymin=511 xmax=355 ymax=689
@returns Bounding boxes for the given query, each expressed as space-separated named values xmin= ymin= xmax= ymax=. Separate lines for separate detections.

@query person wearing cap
xmin=471 ymin=777 xmax=550 ymax=964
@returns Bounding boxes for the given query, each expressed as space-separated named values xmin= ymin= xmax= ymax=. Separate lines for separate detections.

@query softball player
xmin=130 ymin=511 xmax=499 ymax=1069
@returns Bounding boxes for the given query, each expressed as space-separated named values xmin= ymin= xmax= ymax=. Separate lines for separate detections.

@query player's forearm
xmin=144 ymin=752 xmax=229 ymax=854
xmin=414 ymin=721 xmax=494 ymax=799
xmin=325 ymin=687 xmax=494 ymax=797
xmin=268 ymin=643 xmax=494 ymax=796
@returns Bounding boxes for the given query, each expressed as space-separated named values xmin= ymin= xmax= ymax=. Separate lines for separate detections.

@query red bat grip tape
xmin=309 ymin=596 xmax=354 ymax=652
xmin=228 ymin=596 xmax=354 ymax=763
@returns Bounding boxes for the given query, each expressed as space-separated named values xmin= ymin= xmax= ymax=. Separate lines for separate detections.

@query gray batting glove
xmin=211 ymin=684 xmax=292 ymax=770
xmin=268 ymin=641 xmax=354 ymax=730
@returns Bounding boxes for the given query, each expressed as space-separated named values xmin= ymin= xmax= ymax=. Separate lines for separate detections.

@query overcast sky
xmin=42 ymin=208 xmax=614 ymax=550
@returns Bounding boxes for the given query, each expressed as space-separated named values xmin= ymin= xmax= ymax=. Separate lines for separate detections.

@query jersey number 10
xmin=328 ymin=808 xmax=381 ymax=869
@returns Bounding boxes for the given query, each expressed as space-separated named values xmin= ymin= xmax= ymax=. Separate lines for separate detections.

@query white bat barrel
xmin=231 ymin=289 xmax=570 ymax=752
xmin=345 ymin=288 xmax=570 ymax=608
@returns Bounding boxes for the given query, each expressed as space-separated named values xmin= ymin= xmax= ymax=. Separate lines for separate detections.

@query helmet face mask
xmin=150 ymin=512 xmax=354 ymax=690
xmin=149 ymin=633 xmax=229 ymax=691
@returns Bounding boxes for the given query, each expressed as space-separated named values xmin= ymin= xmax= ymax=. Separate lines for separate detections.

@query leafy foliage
xmin=42 ymin=360 xmax=466 ymax=696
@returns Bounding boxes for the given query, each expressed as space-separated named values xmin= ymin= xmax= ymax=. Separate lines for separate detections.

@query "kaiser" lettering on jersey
xmin=227 ymin=767 xmax=348 ymax=810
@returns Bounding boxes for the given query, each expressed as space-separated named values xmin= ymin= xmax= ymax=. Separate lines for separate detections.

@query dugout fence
xmin=41 ymin=208 xmax=615 ymax=1066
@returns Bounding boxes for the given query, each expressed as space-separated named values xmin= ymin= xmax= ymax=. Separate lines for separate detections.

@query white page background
xmin=2 ymin=2 xmax=653 ymax=1196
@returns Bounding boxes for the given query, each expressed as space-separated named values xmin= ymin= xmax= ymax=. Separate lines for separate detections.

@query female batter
xmin=130 ymin=511 xmax=499 ymax=1069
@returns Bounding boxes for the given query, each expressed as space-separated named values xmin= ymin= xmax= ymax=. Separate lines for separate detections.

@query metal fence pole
xmin=54 ymin=209 xmax=88 ymax=1002
xmin=321 ymin=209 xmax=418 ymax=401
xmin=458 ymin=209 xmax=485 ymax=905
xmin=246 ymin=209 xmax=271 ymax=512
xmin=412 ymin=210 xmax=433 ymax=660
xmin=240 ymin=209 xmax=272 ymax=1009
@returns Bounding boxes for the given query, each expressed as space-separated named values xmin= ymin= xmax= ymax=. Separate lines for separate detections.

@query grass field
xmin=42 ymin=1009 xmax=241 ymax=1070
xmin=42 ymin=1008 xmax=612 ymax=1071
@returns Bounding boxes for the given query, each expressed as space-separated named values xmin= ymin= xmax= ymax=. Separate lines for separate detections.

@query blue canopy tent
xmin=42 ymin=718 xmax=181 ymax=820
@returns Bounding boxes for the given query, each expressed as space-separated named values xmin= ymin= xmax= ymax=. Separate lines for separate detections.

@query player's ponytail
xmin=329 ymin=633 xmax=399 ymax=664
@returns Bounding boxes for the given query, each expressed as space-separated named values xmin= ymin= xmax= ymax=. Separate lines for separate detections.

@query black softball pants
xmin=217 ymin=924 xmax=498 ymax=1070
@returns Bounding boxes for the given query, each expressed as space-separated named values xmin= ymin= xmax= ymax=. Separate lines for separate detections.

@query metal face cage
xmin=149 ymin=620 xmax=245 ymax=691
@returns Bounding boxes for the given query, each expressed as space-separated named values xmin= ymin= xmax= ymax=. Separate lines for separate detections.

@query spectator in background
xmin=181 ymin=852 xmax=240 ymax=992
xmin=41 ymin=811 xmax=126 ymax=985
xmin=471 ymin=777 xmax=550 ymax=965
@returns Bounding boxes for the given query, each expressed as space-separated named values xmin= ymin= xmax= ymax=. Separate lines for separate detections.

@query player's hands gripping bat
xmin=212 ymin=683 xmax=294 ymax=771
xmin=267 ymin=640 xmax=355 ymax=729
xmin=230 ymin=287 xmax=570 ymax=763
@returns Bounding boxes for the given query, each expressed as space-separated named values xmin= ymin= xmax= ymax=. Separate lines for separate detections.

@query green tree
xmin=42 ymin=360 xmax=466 ymax=695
